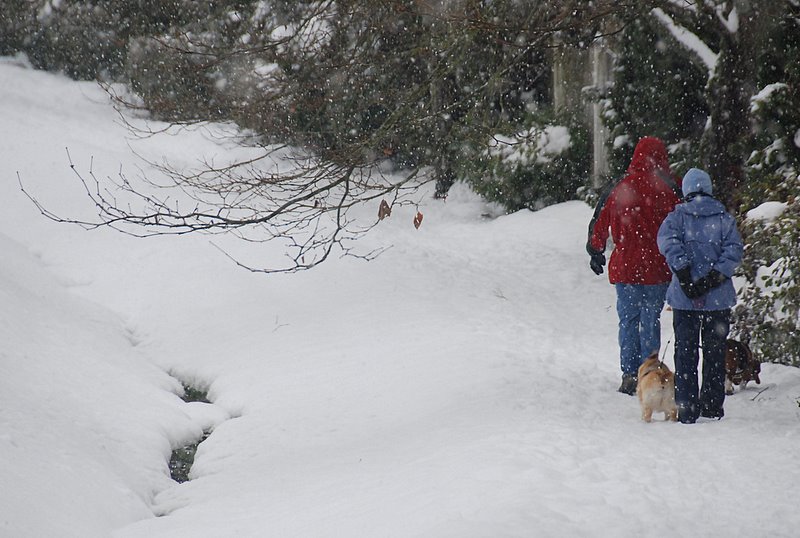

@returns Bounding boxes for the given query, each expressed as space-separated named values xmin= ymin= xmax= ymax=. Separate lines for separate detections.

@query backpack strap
xmin=654 ymin=168 xmax=683 ymax=200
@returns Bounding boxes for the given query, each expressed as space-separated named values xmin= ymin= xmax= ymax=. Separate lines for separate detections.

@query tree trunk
xmin=701 ymin=34 xmax=751 ymax=210
xmin=701 ymin=0 xmax=780 ymax=210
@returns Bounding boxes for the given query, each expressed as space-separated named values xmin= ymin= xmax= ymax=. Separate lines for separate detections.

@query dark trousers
xmin=673 ymin=309 xmax=730 ymax=423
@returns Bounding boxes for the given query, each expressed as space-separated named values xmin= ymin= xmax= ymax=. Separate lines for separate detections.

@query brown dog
xmin=725 ymin=339 xmax=761 ymax=395
xmin=636 ymin=353 xmax=678 ymax=422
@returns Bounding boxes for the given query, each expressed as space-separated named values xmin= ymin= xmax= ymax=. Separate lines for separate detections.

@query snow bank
xmin=0 ymin=232 xmax=193 ymax=537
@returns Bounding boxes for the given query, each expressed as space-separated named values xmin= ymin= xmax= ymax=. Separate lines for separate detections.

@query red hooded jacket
xmin=587 ymin=137 xmax=682 ymax=285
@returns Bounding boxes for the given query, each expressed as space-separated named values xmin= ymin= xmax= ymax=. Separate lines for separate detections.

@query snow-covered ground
xmin=2 ymin=58 xmax=799 ymax=538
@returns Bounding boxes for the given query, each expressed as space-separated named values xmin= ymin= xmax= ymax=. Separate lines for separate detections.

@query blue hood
xmin=682 ymin=168 xmax=713 ymax=198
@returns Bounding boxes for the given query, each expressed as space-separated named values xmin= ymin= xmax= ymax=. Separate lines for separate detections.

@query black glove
xmin=589 ymin=251 xmax=605 ymax=275
xmin=674 ymin=266 xmax=702 ymax=299
xmin=693 ymin=269 xmax=727 ymax=297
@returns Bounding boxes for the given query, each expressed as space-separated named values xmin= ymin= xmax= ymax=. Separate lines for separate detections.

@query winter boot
xmin=677 ymin=403 xmax=699 ymax=424
xmin=618 ymin=374 xmax=638 ymax=395
xmin=700 ymin=406 xmax=724 ymax=420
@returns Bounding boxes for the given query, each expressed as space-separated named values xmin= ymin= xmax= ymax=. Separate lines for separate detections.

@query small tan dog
xmin=636 ymin=353 xmax=678 ymax=423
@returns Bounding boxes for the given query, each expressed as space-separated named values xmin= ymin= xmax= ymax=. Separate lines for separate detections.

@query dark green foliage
xmin=463 ymin=111 xmax=590 ymax=212
xmin=739 ymin=8 xmax=800 ymax=209
xmin=732 ymin=8 xmax=800 ymax=366
xmin=700 ymin=39 xmax=751 ymax=208
xmin=733 ymin=205 xmax=800 ymax=367
xmin=22 ymin=2 xmax=127 ymax=79
xmin=697 ymin=2 xmax=786 ymax=210
xmin=123 ymin=0 xmax=558 ymax=210
xmin=1 ymin=0 xmax=232 ymax=81
xmin=264 ymin=1 xmax=552 ymax=169
xmin=125 ymin=38 xmax=215 ymax=121
xmin=0 ymin=0 xmax=35 ymax=56
xmin=124 ymin=1 xmax=261 ymax=121
xmin=603 ymin=16 xmax=708 ymax=179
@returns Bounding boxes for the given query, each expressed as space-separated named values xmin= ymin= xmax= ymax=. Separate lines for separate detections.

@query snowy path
xmin=2 ymin=59 xmax=799 ymax=538
xmin=112 ymin=201 xmax=799 ymax=538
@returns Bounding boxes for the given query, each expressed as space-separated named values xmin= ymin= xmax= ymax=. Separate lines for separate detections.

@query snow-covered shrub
xmin=124 ymin=2 xmax=296 ymax=125
xmin=462 ymin=112 xmax=590 ymax=212
xmin=2 ymin=0 xmax=218 ymax=81
xmin=23 ymin=1 xmax=128 ymax=80
xmin=0 ymin=1 xmax=35 ymax=56
xmin=734 ymin=199 xmax=800 ymax=367
xmin=125 ymin=36 xmax=221 ymax=121
xmin=733 ymin=16 xmax=800 ymax=365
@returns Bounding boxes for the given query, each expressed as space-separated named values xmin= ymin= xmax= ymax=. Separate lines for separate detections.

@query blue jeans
xmin=615 ymin=283 xmax=669 ymax=376
xmin=673 ymin=309 xmax=730 ymax=423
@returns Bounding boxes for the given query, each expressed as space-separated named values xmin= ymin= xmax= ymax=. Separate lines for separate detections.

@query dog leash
xmin=659 ymin=333 xmax=673 ymax=366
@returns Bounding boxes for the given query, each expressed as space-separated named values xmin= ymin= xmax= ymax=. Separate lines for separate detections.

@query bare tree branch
xmin=19 ymin=0 xmax=647 ymax=273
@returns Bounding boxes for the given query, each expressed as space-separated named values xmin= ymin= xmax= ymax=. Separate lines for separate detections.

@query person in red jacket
xmin=587 ymin=137 xmax=682 ymax=395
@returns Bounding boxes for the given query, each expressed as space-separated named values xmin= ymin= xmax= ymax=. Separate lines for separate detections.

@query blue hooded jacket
xmin=657 ymin=168 xmax=743 ymax=310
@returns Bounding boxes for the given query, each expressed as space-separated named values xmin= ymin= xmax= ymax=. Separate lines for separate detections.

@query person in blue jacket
xmin=657 ymin=168 xmax=743 ymax=424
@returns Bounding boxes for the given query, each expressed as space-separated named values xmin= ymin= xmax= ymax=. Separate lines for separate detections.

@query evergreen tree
xmin=602 ymin=15 xmax=708 ymax=180
xmin=1 ymin=0 xmax=220 ymax=80
xmin=126 ymin=0 xmax=555 ymax=198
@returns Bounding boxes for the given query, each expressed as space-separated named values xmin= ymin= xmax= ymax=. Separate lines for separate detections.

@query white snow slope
xmin=1 ymin=58 xmax=799 ymax=538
